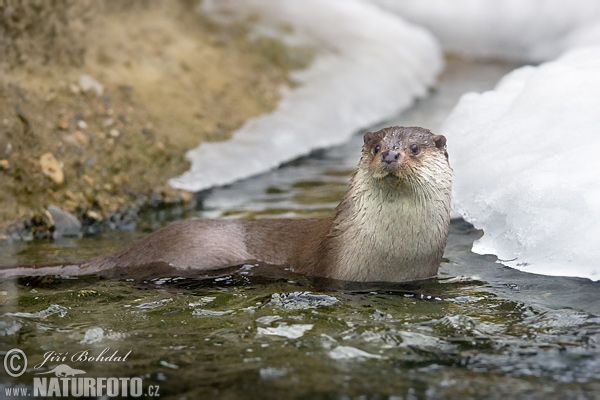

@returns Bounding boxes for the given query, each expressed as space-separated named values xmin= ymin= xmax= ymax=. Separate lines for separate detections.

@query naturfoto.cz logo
xmin=3 ymin=348 xmax=160 ymax=398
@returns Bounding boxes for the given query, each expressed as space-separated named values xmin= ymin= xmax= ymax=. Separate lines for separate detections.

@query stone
xmin=47 ymin=205 xmax=81 ymax=237
xmin=31 ymin=209 xmax=55 ymax=239
xmin=102 ymin=118 xmax=115 ymax=128
xmin=69 ymin=83 xmax=81 ymax=95
xmin=73 ymin=130 xmax=89 ymax=146
xmin=84 ymin=210 xmax=102 ymax=221
xmin=57 ymin=116 xmax=69 ymax=130
xmin=78 ymin=74 xmax=104 ymax=96
xmin=39 ymin=152 xmax=64 ymax=184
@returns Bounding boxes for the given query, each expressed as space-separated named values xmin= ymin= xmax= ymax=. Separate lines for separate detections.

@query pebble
xmin=62 ymin=134 xmax=79 ymax=147
xmin=39 ymin=152 xmax=64 ymax=184
xmin=31 ymin=209 xmax=54 ymax=236
xmin=57 ymin=116 xmax=69 ymax=130
xmin=44 ymin=93 xmax=57 ymax=102
xmin=102 ymin=118 xmax=114 ymax=128
xmin=82 ymin=175 xmax=94 ymax=185
xmin=73 ymin=130 xmax=89 ymax=146
xmin=78 ymin=74 xmax=104 ymax=96
xmin=109 ymin=129 xmax=120 ymax=138
xmin=69 ymin=83 xmax=80 ymax=95
xmin=84 ymin=210 xmax=103 ymax=221
xmin=47 ymin=205 xmax=81 ymax=237
xmin=77 ymin=120 xmax=88 ymax=130
xmin=0 ymin=159 xmax=8 ymax=169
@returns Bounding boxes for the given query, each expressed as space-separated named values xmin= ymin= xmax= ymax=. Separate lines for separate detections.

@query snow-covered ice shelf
xmin=169 ymin=0 xmax=441 ymax=192
xmin=371 ymin=0 xmax=600 ymax=61
xmin=443 ymin=47 xmax=600 ymax=280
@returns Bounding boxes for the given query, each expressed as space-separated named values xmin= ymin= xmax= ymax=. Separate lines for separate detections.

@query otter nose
xmin=381 ymin=150 xmax=401 ymax=164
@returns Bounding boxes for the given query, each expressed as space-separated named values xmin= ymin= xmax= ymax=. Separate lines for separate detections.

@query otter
xmin=0 ymin=126 xmax=452 ymax=282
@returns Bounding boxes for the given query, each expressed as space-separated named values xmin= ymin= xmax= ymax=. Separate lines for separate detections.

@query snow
xmin=169 ymin=0 xmax=441 ymax=191
xmin=442 ymin=47 xmax=600 ymax=281
xmin=370 ymin=0 xmax=600 ymax=61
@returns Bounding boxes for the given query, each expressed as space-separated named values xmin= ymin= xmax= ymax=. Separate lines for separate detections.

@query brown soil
xmin=0 ymin=1 xmax=311 ymax=238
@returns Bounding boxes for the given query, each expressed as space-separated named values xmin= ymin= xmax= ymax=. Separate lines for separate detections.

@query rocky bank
xmin=0 ymin=1 xmax=310 ymax=239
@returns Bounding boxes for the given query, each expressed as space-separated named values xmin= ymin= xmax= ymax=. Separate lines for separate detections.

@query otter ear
xmin=364 ymin=131 xmax=383 ymax=145
xmin=433 ymin=135 xmax=449 ymax=160
xmin=433 ymin=135 xmax=446 ymax=149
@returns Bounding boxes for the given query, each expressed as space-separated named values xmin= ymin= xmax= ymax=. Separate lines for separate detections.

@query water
xmin=1 ymin=59 xmax=599 ymax=399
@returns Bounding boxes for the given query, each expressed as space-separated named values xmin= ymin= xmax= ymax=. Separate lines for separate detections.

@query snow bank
xmin=169 ymin=0 xmax=441 ymax=191
xmin=370 ymin=0 xmax=600 ymax=61
xmin=443 ymin=47 xmax=600 ymax=280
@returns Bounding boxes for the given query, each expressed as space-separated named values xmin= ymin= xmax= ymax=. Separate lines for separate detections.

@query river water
xmin=1 ymin=59 xmax=599 ymax=399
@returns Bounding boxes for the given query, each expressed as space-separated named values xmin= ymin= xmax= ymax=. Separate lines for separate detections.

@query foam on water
xmin=266 ymin=292 xmax=339 ymax=310
xmin=443 ymin=47 xmax=600 ymax=280
xmin=257 ymin=323 xmax=314 ymax=339
xmin=169 ymin=0 xmax=441 ymax=191
xmin=3 ymin=304 xmax=68 ymax=319
xmin=328 ymin=345 xmax=386 ymax=361
xmin=79 ymin=327 xmax=126 ymax=344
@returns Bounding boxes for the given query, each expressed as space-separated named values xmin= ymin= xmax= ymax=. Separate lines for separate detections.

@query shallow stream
xmin=1 ymin=60 xmax=599 ymax=399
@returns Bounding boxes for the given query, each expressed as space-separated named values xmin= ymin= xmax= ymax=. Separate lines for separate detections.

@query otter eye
xmin=410 ymin=144 xmax=420 ymax=154
xmin=373 ymin=145 xmax=381 ymax=155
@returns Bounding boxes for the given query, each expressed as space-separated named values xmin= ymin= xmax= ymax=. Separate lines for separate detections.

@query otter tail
xmin=0 ymin=258 xmax=196 ymax=280
xmin=0 ymin=261 xmax=88 ymax=279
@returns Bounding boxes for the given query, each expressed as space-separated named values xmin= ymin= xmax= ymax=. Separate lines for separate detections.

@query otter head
xmin=361 ymin=126 xmax=450 ymax=188
xmin=331 ymin=126 xmax=453 ymax=282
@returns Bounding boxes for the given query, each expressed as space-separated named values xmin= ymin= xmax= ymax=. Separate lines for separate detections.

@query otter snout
xmin=381 ymin=150 xmax=401 ymax=164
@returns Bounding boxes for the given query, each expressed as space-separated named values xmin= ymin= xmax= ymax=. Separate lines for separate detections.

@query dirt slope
xmin=0 ymin=1 xmax=310 ymax=238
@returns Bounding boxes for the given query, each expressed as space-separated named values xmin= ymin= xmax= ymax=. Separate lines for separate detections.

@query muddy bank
xmin=0 ymin=1 xmax=310 ymax=239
